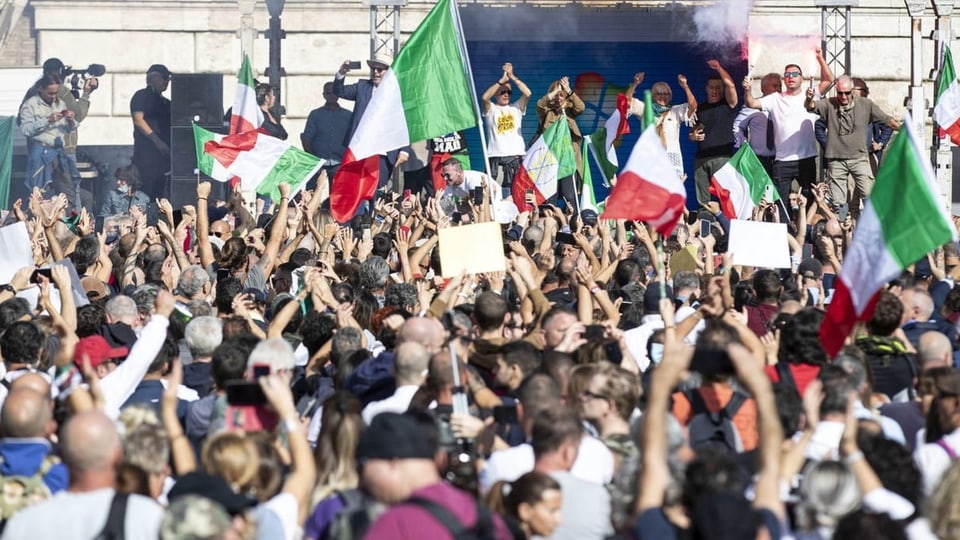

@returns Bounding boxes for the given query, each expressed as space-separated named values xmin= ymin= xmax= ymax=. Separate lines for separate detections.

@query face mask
xmin=650 ymin=343 xmax=665 ymax=365
xmin=118 ymin=184 xmax=129 ymax=194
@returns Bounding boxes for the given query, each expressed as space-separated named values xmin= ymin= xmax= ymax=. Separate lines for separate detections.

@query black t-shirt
xmin=696 ymin=101 xmax=737 ymax=158
xmin=130 ymin=86 xmax=171 ymax=145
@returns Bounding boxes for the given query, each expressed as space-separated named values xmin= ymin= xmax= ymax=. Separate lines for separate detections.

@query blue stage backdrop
xmin=461 ymin=40 xmax=747 ymax=208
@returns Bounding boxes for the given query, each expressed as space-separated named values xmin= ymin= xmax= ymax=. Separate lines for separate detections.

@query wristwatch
xmin=0 ymin=284 xmax=15 ymax=295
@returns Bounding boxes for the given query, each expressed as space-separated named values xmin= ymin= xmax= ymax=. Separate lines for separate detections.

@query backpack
xmin=325 ymin=488 xmax=384 ymax=540
xmin=0 ymin=454 xmax=59 ymax=522
xmin=407 ymin=496 xmax=495 ymax=540
xmin=684 ymin=389 xmax=747 ymax=455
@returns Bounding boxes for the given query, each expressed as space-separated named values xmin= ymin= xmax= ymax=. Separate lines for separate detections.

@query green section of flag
xmin=254 ymin=146 xmax=324 ymax=203
xmin=642 ymin=90 xmax=654 ymax=131
xmin=588 ymin=128 xmax=617 ymax=182
xmin=392 ymin=0 xmax=476 ymax=142
xmin=542 ymin=117 xmax=577 ymax=181
xmin=938 ymin=46 xmax=957 ymax=101
xmin=238 ymin=54 xmax=257 ymax=89
xmin=193 ymin=123 xmax=216 ymax=177
xmin=871 ymin=120 xmax=954 ymax=267
xmin=729 ymin=143 xmax=779 ymax=203
xmin=0 ymin=116 xmax=12 ymax=209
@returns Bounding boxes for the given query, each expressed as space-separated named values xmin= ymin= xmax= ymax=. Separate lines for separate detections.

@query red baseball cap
xmin=74 ymin=335 xmax=129 ymax=369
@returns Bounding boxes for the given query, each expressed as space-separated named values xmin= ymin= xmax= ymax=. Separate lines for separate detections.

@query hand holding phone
xmin=348 ymin=60 xmax=362 ymax=70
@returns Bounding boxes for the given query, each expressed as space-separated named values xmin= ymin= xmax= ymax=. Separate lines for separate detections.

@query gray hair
xmin=395 ymin=342 xmax=430 ymax=386
xmin=132 ymin=284 xmax=162 ymax=316
xmin=673 ymin=271 xmax=700 ymax=293
xmin=185 ymin=316 xmax=223 ymax=357
xmin=105 ymin=295 xmax=138 ymax=322
xmin=247 ymin=338 xmax=295 ymax=372
xmin=796 ymin=460 xmax=861 ymax=532
xmin=177 ymin=265 xmax=210 ymax=298
xmin=359 ymin=256 xmax=390 ymax=290
xmin=122 ymin=424 xmax=170 ymax=476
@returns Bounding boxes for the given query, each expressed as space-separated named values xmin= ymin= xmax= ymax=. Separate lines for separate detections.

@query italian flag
xmin=230 ymin=54 xmax=263 ymax=135
xmin=580 ymin=138 xmax=603 ymax=213
xmin=193 ymin=124 xmax=229 ymax=182
xmin=588 ymin=93 xmax=630 ymax=183
xmin=935 ymin=45 xmax=960 ymax=145
xmin=330 ymin=0 xmax=476 ymax=222
xmin=601 ymin=123 xmax=685 ymax=236
xmin=194 ymin=125 xmax=324 ymax=203
xmin=708 ymin=143 xmax=779 ymax=219
xmin=820 ymin=116 xmax=956 ymax=357
xmin=510 ymin=117 xmax=577 ymax=211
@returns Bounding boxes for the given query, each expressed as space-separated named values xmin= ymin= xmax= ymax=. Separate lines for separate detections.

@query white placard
xmin=727 ymin=219 xmax=791 ymax=269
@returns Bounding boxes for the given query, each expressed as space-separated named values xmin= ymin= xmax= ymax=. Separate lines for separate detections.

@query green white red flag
xmin=229 ymin=54 xmax=263 ymax=135
xmin=329 ymin=0 xmax=476 ymax=222
xmin=708 ymin=143 xmax=779 ymax=219
xmin=510 ymin=117 xmax=577 ymax=211
xmin=820 ymin=115 xmax=956 ymax=356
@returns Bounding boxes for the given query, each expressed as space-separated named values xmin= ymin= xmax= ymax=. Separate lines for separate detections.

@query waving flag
xmin=588 ymin=93 xmax=630 ymax=182
xmin=708 ymin=143 xmax=779 ymax=219
xmin=935 ymin=45 xmax=960 ymax=145
xmin=510 ymin=118 xmax=577 ymax=211
xmin=601 ymin=124 xmax=685 ymax=236
xmin=330 ymin=0 xmax=476 ymax=222
xmin=820 ymin=115 xmax=956 ymax=356
xmin=229 ymin=54 xmax=264 ymax=135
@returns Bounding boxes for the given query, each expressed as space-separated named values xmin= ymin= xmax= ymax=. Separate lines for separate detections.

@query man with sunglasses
xmin=805 ymin=74 xmax=901 ymax=211
xmin=481 ymin=62 xmax=532 ymax=196
xmin=743 ymin=50 xmax=834 ymax=210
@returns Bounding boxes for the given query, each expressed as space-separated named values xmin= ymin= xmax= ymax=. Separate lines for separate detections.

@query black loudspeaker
xmin=171 ymin=74 xmax=224 ymax=126
xmin=170 ymin=176 xmax=199 ymax=209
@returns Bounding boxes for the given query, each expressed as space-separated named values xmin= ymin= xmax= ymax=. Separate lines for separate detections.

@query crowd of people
xmin=0 ymin=40 xmax=957 ymax=540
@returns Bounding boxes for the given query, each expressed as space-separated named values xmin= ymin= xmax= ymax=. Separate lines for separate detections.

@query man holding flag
xmin=328 ymin=0 xmax=477 ymax=223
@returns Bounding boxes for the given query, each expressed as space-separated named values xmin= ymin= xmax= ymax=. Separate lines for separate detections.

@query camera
xmin=59 ymin=63 xmax=107 ymax=98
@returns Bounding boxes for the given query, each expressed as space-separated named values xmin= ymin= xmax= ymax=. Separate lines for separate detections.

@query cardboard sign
xmin=438 ymin=221 xmax=506 ymax=277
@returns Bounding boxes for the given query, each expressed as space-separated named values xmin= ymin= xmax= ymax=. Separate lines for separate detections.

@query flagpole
xmin=585 ymin=136 xmax=611 ymax=188
xmin=450 ymin=0 xmax=491 ymax=178
xmin=656 ymin=237 xmax=667 ymax=299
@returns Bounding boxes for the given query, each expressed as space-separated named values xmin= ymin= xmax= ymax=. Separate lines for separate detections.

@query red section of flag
xmin=430 ymin=152 xmax=453 ymax=194
xmin=819 ymin=279 xmax=881 ymax=357
xmin=601 ymin=171 xmax=685 ymax=236
xmin=614 ymin=93 xmax=630 ymax=139
xmin=330 ymin=150 xmax=381 ymax=223
xmin=510 ymin=167 xmax=545 ymax=214
xmin=708 ymin=177 xmax=738 ymax=219
xmin=204 ymin=130 xmax=260 ymax=169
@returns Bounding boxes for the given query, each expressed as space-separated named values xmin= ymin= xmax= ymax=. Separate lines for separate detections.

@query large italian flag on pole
xmin=935 ymin=45 xmax=960 ymax=145
xmin=600 ymin=123 xmax=686 ymax=236
xmin=820 ymin=115 xmax=956 ymax=357
xmin=708 ymin=143 xmax=779 ymax=219
xmin=194 ymin=125 xmax=324 ymax=203
xmin=229 ymin=54 xmax=264 ymax=135
xmin=510 ymin=117 xmax=577 ymax=211
xmin=330 ymin=0 xmax=476 ymax=222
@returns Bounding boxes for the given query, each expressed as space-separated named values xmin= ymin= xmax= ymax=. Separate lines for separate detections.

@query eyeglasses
xmin=498 ymin=90 xmax=512 ymax=96
xmin=580 ymin=389 xmax=608 ymax=401
xmin=654 ymin=92 xmax=671 ymax=96
xmin=837 ymin=90 xmax=852 ymax=96
xmin=371 ymin=66 xmax=387 ymax=72
xmin=783 ymin=71 xmax=801 ymax=77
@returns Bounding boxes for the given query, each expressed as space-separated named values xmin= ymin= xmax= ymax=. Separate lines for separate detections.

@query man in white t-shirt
xmin=743 ymin=50 xmax=834 ymax=207
xmin=482 ymin=62 xmax=531 ymax=195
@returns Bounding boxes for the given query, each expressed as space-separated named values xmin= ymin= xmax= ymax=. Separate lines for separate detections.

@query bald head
xmin=394 ymin=342 xmax=430 ymax=386
xmin=1 ymin=387 xmax=51 ymax=438
xmin=824 ymin=219 xmax=842 ymax=238
xmin=902 ymin=288 xmax=934 ymax=323
xmin=399 ymin=317 xmax=445 ymax=355
xmin=918 ymin=331 xmax=953 ymax=370
xmin=9 ymin=373 xmax=51 ymax=397
xmin=61 ymin=411 xmax=122 ymax=474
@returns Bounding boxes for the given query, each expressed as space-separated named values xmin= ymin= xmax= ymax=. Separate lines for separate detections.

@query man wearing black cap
xmin=130 ymin=64 xmax=172 ymax=199
xmin=360 ymin=412 xmax=513 ymax=539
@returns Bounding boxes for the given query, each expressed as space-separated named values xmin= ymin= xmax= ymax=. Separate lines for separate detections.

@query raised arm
xmin=815 ymin=47 xmax=836 ymax=96
xmin=257 ymin=183 xmax=290 ymax=276
xmin=196 ymin=182 xmax=215 ymax=269
xmin=707 ymin=59 xmax=738 ymax=108
xmin=678 ymin=74 xmax=697 ymax=117
xmin=742 ymin=78 xmax=762 ymax=110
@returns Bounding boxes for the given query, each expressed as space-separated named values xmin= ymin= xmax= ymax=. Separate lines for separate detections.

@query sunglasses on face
xmin=498 ymin=90 xmax=512 ymax=96
xmin=371 ymin=66 xmax=387 ymax=72
xmin=783 ymin=71 xmax=801 ymax=77
xmin=837 ymin=90 xmax=852 ymax=96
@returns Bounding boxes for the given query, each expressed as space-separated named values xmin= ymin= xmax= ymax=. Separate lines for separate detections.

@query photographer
xmin=19 ymin=58 xmax=98 ymax=211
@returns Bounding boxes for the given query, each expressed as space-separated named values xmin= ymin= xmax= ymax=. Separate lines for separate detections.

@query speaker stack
xmin=169 ymin=74 xmax=224 ymax=208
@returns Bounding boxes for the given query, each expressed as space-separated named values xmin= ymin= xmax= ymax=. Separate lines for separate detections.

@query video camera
xmin=59 ymin=63 xmax=107 ymax=98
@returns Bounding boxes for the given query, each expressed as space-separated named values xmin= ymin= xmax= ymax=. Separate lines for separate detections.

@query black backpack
xmin=684 ymin=389 xmax=747 ymax=455
xmin=407 ymin=497 xmax=495 ymax=540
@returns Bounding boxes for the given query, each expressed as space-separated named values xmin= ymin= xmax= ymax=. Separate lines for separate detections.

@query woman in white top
xmin=630 ymin=75 xmax=698 ymax=181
